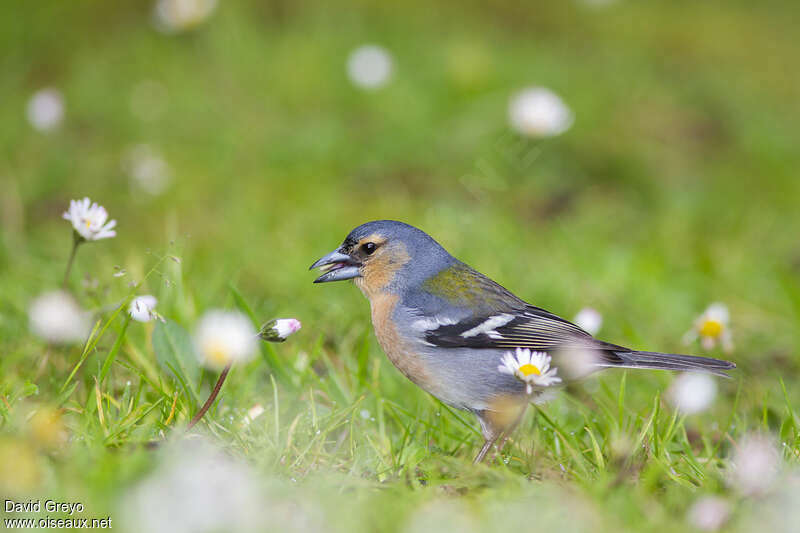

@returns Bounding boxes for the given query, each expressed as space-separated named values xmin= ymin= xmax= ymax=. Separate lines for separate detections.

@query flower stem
xmin=62 ymin=234 xmax=81 ymax=288
xmin=186 ymin=362 xmax=232 ymax=431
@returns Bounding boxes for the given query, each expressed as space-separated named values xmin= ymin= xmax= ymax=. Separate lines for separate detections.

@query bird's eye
xmin=362 ymin=242 xmax=377 ymax=255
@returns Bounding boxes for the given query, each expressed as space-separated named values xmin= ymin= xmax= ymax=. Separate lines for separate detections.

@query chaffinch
xmin=310 ymin=220 xmax=735 ymax=463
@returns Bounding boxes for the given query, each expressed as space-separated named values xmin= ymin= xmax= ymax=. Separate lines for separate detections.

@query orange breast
xmin=367 ymin=292 xmax=430 ymax=388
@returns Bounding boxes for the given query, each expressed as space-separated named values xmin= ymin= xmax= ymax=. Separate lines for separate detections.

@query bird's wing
xmin=421 ymin=305 xmax=624 ymax=353
xmin=413 ymin=262 xmax=622 ymax=353
xmin=412 ymin=265 xmax=735 ymax=376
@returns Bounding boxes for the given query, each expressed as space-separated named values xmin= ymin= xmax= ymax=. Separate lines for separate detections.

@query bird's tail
xmin=602 ymin=350 xmax=736 ymax=378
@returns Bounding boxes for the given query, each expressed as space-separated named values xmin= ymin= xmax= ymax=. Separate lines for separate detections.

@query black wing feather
xmin=419 ymin=263 xmax=734 ymax=375
xmin=425 ymin=305 xmax=619 ymax=352
xmin=423 ymin=306 xmax=735 ymax=376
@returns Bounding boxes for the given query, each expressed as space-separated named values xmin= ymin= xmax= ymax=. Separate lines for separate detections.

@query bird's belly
xmin=377 ymin=334 xmax=526 ymax=412
xmin=369 ymin=296 xmax=471 ymax=407
xmin=369 ymin=296 xmax=526 ymax=411
xmin=416 ymin=346 xmax=528 ymax=411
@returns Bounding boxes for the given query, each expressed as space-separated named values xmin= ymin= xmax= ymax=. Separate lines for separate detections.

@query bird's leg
xmin=494 ymin=403 xmax=529 ymax=456
xmin=473 ymin=435 xmax=500 ymax=464
xmin=473 ymin=402 xmax=529 ymax=464
xmin=473 ymin=412 xmax=503 ymax=464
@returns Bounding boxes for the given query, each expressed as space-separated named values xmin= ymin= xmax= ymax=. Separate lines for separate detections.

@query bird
xmin=310 ymin=220 xmax=735 ymax=463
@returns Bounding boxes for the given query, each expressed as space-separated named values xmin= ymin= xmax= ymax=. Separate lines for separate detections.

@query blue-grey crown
xmin=343 ymin=220 xmax=457 ymax=286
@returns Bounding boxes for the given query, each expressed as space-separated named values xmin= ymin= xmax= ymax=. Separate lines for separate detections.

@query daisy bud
xmin=258 ymin=318 xmax=302 ymax=343
xmin=129 ymin=295 xmax=158 ymax=323
xmin=241 ymin=404 xmax=265 ymax=427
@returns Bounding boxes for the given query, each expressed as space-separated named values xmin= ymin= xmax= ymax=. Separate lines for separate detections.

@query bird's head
xmin=310 ymin=220 xmax=455 ymax=297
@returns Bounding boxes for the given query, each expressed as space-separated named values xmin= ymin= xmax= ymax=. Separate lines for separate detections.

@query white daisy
xmin=258 ymin=318 xmax=302 ymax=342
xmin=62 ymin=197 xmax=117 ymax=241
xmin=27 ymin=88 xmax=64 ymax=132
xmin=194 ymin=310 xmax=257 ymax=370
xmin=508 ymin=87 xmax=573 ymax=137
xmin=123 ymin=144 xmax=172 ymax=196
xmin=730 ymin=434 xmax=781 ymax=496
xmin=573 ymin=307 xmax=603 ymax=336
xmin=346 ymin=45 xmax=393 ymax=90
xmin=129 ymin=295 xmax=158 ymax=323
xmin=684 ymin=303 xmax=733 ymax=353
xmin=686 ymin=496 xmax=731 ymax=532
xmin=498 ymin=348 xmax=562 ymax=394
xmin=557 ymin=346 xmax=602 ymax=380
xmin=122 ymin=437 xmax=265 ymax=533
xmin=667 ymin=372 xmax=717 ymax=415
xmin=28 ymin=290 xmax=91 ymax=345
xmin=153 ymin=0 xmax=217 ymax=34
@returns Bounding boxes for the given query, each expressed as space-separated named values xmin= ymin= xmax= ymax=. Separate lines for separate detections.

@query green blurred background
xmin=1 ymin=0 xmax=799 ymax=531
xmin=4 ymin=0 xmax=799 ymax=370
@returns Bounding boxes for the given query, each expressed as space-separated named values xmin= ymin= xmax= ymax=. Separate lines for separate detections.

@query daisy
xmin=730 ymin=434 xmax=781 ymax=496
xmin=27 ymin=88 xmax=64 ymax=132
xmin=667 ymin=372 xmax=717 ymax=415
xmin=62 ymin=197 xmax=117 ymax=241
xmin=684 ymin=303 xmax=733 ymax=353
xmin=498 ymin=348 xmax=562 ymax=394
xmin=129 ymin=295 xmax=158 ymax=323
xmin=29 ymin=406 xmax=68 ymax=450
xmin=122 ymin=437 xmax=265 ymax=533
xmin=573 ymin=307 xmax=603 ymax=335
xmin=153 ymin=0 xmax=218 ymax=34
xmin=347 ymin=45 xmax=393 ymax=90
xmin=123 ymin=144 xmax=172 ymax=196
xmin=194 ymin=310 xmax=257 ymax=370
xmin=508 ymin=87 xmax=574 ymax=137
xmin=28 ymin=290 xmax=91 ymax=345
xmin=687 ymin=496 xmax=731 ymax=532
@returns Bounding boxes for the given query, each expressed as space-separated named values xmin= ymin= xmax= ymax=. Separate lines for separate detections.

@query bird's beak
xmin=309 ymin=248 xmax=362 ymax=283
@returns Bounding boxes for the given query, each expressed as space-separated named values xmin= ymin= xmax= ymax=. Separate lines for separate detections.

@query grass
xmin=1 ymin=0 xmax=799 ymax=531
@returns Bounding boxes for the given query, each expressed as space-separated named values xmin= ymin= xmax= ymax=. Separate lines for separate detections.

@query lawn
xmin=1 ymin=1 xmax=799 ymax=531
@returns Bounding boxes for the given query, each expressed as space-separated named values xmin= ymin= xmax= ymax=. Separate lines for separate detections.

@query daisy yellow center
xmin=518 ymin=363 xmax=541 ymax=376
xmin=699 ymin=319 xmax=723 ymax=338
xmin=205 ymin=340 xmax=231 ymax=367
